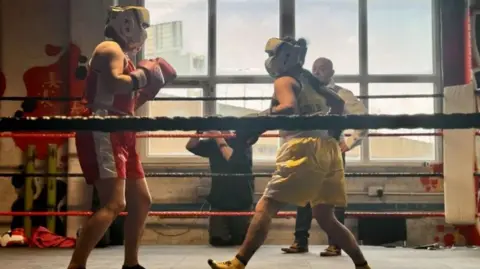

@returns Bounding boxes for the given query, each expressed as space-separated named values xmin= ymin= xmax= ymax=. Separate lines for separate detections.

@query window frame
xmin=139 ymin=0 xmax=442 ymax=168
xmin=138 ymin=84 xmax=212 ymax=169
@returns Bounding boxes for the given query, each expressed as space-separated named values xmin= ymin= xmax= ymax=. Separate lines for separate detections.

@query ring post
xmin=24 ymin=145 xmax=36 ymax=238
xmin=47 ymin=144 xmax=57 ymax=233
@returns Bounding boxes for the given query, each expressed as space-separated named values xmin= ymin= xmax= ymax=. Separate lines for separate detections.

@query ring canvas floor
xmin=2 ymin=245 xmax=479 ymax=269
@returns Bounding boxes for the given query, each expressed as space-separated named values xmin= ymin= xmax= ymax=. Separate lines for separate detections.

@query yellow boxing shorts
xmin=263 ymin=137 xmax=347 ymax=207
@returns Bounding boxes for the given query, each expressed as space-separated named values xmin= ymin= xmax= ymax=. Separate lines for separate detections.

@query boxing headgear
xmin=105 ymin=6 xmax=150 ymax=52
xmin=264 ymin=37 xmax=307 ymax=78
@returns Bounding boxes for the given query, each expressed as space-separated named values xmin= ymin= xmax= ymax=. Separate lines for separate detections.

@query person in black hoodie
xmin=186 ymin=129 xmax=254 ymax=246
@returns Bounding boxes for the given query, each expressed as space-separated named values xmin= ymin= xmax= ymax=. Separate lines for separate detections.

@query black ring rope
xmin=0 ymin=94 xmax=443 ymax=102
xmin=1 ymin=114 xmax=479 ymax=132
xmin=0 ymin=172 xmax=445 ymax=178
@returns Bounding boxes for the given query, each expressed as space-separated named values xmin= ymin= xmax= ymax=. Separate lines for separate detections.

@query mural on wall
xmin=419 ymin=162 xmax=441 ymax=192
xmin=13 ymin=43 xmax=87 ymax=160
xmin=423 ymin=162 xmax=480 ymax=245
xmin=434 ymin=223 xmax=480 ymax=247
xmin=0 ymin=69 xmax=5 ymax=98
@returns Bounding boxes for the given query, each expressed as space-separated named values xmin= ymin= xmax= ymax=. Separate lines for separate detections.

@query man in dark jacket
xmin=186 ymin=130 xmax=254 ymax=246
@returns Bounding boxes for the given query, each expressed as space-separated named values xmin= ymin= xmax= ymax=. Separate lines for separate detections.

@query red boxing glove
xmin=135 ymin=58 xmax=177 ymax=110
xmin=130 ymin=59 xmax=163 ymax=89
xmin=155 ymin=57 xmax=177 ymax=84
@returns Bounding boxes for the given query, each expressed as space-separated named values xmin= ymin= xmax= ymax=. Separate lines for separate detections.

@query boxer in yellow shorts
xmin=207 ymin=37 xmax=371 ymax=269
xmin=265 ymin=136 xmax=346 ymax=207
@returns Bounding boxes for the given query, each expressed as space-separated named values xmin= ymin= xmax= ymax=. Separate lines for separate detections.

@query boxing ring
xmin=1 ymin=2 xmax=480 ymax=268
xmin=1 ymin=245 xmax=478 ymax=269
xmin=1 ymin=86 xmax=480 ymax=268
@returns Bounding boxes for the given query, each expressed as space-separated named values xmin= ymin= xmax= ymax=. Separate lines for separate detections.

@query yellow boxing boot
xmin=207 ymin=257 xmax=245 ymax=269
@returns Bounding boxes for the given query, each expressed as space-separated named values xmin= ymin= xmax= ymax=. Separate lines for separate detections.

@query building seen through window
xmin=143 ymin=0 xmax=438 ymax=163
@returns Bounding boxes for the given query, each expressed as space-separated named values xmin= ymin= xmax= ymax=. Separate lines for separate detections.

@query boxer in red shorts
xmin=67 ymin=6 xmax=176 ymax=269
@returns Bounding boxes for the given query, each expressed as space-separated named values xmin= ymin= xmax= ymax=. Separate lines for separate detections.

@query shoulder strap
xmin=332 ymin=85 xmax=342 ymax=93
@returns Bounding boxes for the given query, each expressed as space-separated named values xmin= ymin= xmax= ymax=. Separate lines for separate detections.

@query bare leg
xmin=123 ymin=178 xmax=152 ymax=267
xmin=68 ymin=178 xmax=126 ymax=269
xmin=236 ymin=196 xmax=285 ymax=263
xmin=312 ymin=204 xmax=367 ymax=266
xmin=476 ymin=220 xmax=480 ymax=240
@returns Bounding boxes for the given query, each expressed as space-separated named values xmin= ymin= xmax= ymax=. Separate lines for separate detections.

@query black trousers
xmin=208 ymin=207 xmax=251 ymax=246
xmin=293 ymin=153 xmax=346 ymax=246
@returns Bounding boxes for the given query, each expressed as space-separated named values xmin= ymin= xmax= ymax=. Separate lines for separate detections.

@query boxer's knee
xmin=95 ymin=178 xmax=126 ymax=215
xmin=105 ymin=199 xmax=126 ymax=215
xmin=126 ymin=178 xmax=152 ymax=208
xmin=255 ymin=196 xmax=284 ymax=217
xmin=312 ymin=204 xmax=336 ymax=231
xmin=138 ymin=190 xmax=152 ymax=209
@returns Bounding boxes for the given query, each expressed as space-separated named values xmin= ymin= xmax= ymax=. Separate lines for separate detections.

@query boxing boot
xmin=207 ymin=257 xmax=245 ymax=269
xmin=320 ymin=245 xmax=342 ymax=257
xmin=280 ymin=241 xmax=309 ymax=254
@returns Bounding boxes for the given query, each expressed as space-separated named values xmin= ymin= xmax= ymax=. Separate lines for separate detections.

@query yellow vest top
xmin=280 ymin=72 xmax=330 ymax=141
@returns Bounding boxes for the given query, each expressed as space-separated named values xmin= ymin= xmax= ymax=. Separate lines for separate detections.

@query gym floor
xmin=3 ymin=245 xmax=479 ymax=269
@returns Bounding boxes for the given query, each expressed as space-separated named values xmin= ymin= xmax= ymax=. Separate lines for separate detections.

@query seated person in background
xmin=186 ymin=129 xmax=254 ymax=246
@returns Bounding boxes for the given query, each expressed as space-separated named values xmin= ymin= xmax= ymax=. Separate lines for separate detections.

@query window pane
xmin=216 ymin=84 xmax=278 ymax=160
xmin=147 ymin=88 xmax=203 ymax=156
xmin=368 ymin=83 xmax=435 ymax=161
xmin=336 ymin=83 xmax=361 ymax=161
xmin=216 ymin=0 xmax=279 ymax=75
xmin=296 ymin=0 xmax=359 ymax=75
xmin=367 ymin=0 xmax=433 ymax=74
xmin=144 ymin=1 xmax=208 ymax=76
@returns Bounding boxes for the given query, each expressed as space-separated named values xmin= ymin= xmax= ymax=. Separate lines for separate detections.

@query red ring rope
xmin=0 ymin=131 xmax=472 ymax=139
xmin=0 ymin=211 xmax=467 ymax=218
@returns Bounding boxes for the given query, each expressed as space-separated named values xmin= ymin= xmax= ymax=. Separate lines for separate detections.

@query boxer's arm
xmin=305 ymin=71 xmax=345 ymax=115
xmin=234 ymin=77 xmax=298 ymax=144
xmin=90 ymin=41 xmax=136 ymax=94
xmin=317 ymin=86 xmax=344 ymax=115
xmin=271 ymin=76 xmax=299 ymax=115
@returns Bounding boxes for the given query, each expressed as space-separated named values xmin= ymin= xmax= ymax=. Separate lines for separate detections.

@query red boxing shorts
xmin=75 ymin=131 xmax=145 ymax=184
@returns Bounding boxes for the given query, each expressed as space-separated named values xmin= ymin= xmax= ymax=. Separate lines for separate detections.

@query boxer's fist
xmin=134 ymin=58 xmax=177 ymax=110
xmin=134 ymin=59 xmax=165 ymax=89
xmin=234 ymin=113 xmax=265 ymax=146
xmin=154 ymin=57 xmax=177 ymax=84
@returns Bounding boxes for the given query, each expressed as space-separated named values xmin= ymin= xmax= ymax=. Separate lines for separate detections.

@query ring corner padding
xmin=443 ymin=83 xmax=477 ymax=225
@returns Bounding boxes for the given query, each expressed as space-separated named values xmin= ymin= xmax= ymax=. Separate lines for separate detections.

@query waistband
xmin=279 ymin=130 xmax=330 ymax=141
xmin=86 ymin=104 xmax=131 ymax=116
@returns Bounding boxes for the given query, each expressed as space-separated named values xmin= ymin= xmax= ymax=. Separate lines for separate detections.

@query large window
xmin=143 ymin=0 xmax=441 ymax=165
xmin=144 ymin=0 xmax=208 ymax=76
xmin=216 ymin=84 xmax=278 ymax=160
xmin=145 ymin=88 xmax=203 ymax=157
xmin=367 ymin=0 xmax=433 ymax=74
xmin=368 ymin=83 xmax=435 ymax=161
xmin=296 ymin=0 xmax=359 ymax=75
xmin=216 ymin=0 xmax=279 ymax=75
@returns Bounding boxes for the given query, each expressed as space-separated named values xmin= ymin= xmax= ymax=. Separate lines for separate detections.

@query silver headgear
xmin=105 ymin=6 xmax=150 ymax=51
xmin=264 ymin=38 xmax=307 ymax=77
